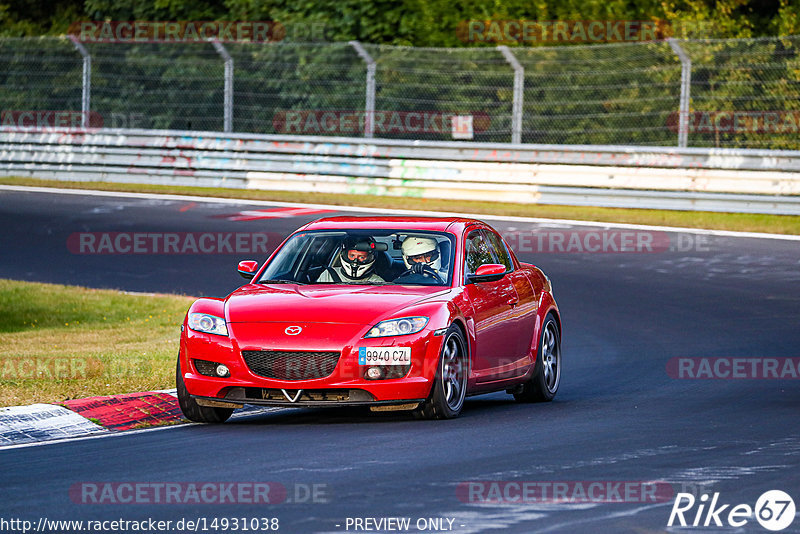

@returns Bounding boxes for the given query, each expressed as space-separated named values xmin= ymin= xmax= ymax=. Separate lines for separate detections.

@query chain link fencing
xmin=0 ymin=35 xmax=798 ymax=149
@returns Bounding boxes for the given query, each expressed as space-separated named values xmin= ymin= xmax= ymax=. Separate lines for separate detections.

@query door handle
xmin=507 ymin=297 xmax=519 ymax=307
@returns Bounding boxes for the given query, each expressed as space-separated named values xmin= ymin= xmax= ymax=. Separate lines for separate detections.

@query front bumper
xmin=180 ymin=323 xmax=444 ymax=405
xmin=194 ymin=389 xmax=426 ymax=408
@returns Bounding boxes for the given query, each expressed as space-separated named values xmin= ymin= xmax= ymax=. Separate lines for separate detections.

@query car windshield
xmin=257 ymin=230 xmax=455 ymax=286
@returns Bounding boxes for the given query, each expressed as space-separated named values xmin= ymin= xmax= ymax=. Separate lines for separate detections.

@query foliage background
xmin=1 ymin=0 xmax=798 ymax=43
xmin=1 ymin=1 xmax=799 ymax=148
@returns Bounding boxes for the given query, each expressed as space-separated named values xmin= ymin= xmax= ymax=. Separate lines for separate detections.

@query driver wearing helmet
xmin=317 ymin=236 xmax=386 ymax=283
xmin=400 ymin=235 xmax=446 ymax=280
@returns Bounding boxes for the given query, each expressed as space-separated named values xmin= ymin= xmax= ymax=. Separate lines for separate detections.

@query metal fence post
xmin=349 ymin=41 xmax=376 ymax=138
xmin=667 ymin=38 xmax=691 ymax=148
xmin=68 ymin=36 xmax=91 ymax=129
xmin=210 ymin=39 xmax=234 ymax=133
xmin=498 ymin=46 xmax=524 ymax=144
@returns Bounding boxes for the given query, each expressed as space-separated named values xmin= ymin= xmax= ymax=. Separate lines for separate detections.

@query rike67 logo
xmin=668 ymin=490 xmax=795 ymax=531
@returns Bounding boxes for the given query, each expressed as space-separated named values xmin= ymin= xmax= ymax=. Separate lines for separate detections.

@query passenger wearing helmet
xmin=317 ymin=236 xmax=386 ymax=283
xmin=398 ymin=235 xmax=446 ymax=283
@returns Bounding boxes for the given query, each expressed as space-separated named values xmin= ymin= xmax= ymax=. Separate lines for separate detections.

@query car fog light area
xmin=363 ymin=364 xmax=411 ymax=380
xmin=193 ymin=359 xmax=230 ymax=378
xmin=366 ymin=366 xmax=383 ymax=380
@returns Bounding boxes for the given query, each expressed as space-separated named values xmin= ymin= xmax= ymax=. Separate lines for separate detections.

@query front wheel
xmin=176 ymin=359 xmax=233 ymax=423
xmin=514 ymin=313 xmax=560 ymax=403
xmin=414 ymin=325 xmax=468 ymax=419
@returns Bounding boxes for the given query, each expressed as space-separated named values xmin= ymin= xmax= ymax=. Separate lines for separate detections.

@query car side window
xmin=483 ymin=230 xmax=513 ymax=271
xmin=464 ymin=229 xmax=497 ymax=276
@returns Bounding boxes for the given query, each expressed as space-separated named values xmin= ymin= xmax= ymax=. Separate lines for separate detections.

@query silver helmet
xmin=401 ymin=236 xmax=441 ymax=270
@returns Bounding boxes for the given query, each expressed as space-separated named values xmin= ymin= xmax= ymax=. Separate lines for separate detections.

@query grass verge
xmin=1 ymin=176 xmax=799 ymax=235
xmin=0 ymin=279 xmax=193 ymax=407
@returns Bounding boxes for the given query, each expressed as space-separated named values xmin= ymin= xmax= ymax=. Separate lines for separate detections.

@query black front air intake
xmin=241 ymin=350 xmax=340 ymax=380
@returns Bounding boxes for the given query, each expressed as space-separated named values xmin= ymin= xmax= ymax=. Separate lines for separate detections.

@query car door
xmin=483 ymin=229 xmax=538 ymax=364
xmin=463 ymin=228 xmax=520 ymax=382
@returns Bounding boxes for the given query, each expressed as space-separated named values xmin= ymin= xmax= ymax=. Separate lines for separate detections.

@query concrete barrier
xmin=2 ymin=128 xmax=799 ymax=214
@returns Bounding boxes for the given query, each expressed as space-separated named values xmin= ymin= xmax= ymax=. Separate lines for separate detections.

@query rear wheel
xmin=414 ymin=325 xmax=468 ymax=419
xmin=514 ymin=314 xmax=560 ymax=403
xmin=176 ymin=359 xmax=233 ymax=423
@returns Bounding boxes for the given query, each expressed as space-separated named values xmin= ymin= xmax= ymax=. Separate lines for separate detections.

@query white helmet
xmin=401 ymin=236 xmax=441 ymax=270
xmin=339 ymin=237 xmax=377 ymax=279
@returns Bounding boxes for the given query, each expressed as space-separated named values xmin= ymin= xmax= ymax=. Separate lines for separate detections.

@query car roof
xmin=301 ymin=216 xmax=483 ymax=233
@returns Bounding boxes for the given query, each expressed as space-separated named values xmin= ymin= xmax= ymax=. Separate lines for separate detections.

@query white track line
xmin=2 ymin=184 xmax=799 ymax=241
xmin=0 ymin=406 xmax=289 ymax=452
xmin=0 ymin=422 xmax=188 ymax=451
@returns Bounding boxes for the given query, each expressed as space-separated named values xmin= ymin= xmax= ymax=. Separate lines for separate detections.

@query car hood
xmin=225 ymin=284 xmax=451 ymax=325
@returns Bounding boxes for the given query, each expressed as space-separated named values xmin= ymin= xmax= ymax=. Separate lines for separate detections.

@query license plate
xmin=358 ymin=347 xmax=411 ymax=366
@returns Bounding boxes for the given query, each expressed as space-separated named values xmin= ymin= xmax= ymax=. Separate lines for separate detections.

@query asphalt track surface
xmin=1 ymin=188 xmax=799 ymax=533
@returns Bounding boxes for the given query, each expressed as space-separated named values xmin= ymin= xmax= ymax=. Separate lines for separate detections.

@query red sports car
xmin=177 ymin=216 xmax=561 ymax=421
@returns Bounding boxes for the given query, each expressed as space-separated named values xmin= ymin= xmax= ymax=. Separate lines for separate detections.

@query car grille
xmin=224 ymin=387 xmax=376 ymax=404
xmin=242 ymin=388 xmax=370 ymax=402
xmin=241 ymin=350 xmax=340 ymax=380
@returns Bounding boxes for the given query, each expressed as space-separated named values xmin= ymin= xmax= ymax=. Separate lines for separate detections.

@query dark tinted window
xmin=259 ymin=230 xmax=455 ymax=286
xmin=464 ymin=229 xmax=497 ymax=276
xmin=483 ymin=230 xmax=513 ymax=270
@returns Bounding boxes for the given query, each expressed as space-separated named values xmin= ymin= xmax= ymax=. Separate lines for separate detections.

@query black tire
xmin=414 ymin=324 xmax=468 ymax=420
xmin=514 ymin=313 xmax=561 ymax=403
xmin=176 ymin=359 xmax=233 ymax=423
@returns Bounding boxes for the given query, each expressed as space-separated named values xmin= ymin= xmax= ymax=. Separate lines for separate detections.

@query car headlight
xmin=364 ymin=317 xmax=429 ymax=338
xmin=187 ymin=313 xmax=228 ymax=336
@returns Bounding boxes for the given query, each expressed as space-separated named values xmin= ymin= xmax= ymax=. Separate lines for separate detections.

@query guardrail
xmin=1 ymin=128 xmax=799 ymax=215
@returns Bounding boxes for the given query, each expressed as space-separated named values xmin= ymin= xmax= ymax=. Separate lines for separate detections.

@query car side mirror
xmin=237 ymin=260 xmax=259 ymax=280
xmin=467 ymin=263 xmax=507 ymax=284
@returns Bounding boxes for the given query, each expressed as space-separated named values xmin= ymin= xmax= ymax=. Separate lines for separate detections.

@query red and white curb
xmin=0 ymin=390 xmax=283 ymax=448
xmin=0 ymin=390 xmax=182 ymax=447
xmin=62 ymin=391 xmax=184 ymax=431
xmin=0 ymin=404 xmax=108 ymax=446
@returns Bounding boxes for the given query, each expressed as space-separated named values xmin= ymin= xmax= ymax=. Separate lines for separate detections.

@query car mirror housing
xmin=354 ymin=241 xmax=389 ymax=252
xmin=237 ymin=260 xmax=259 ymax=280
xmin=467 ymin=263 xmax=507 ymax=284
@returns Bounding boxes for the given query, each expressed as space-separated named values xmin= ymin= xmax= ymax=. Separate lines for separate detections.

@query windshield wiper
xmin=258 ymin=279 xmax=306 ymax=285
xmin=311 ymin=281 xmax=391 ymax=285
